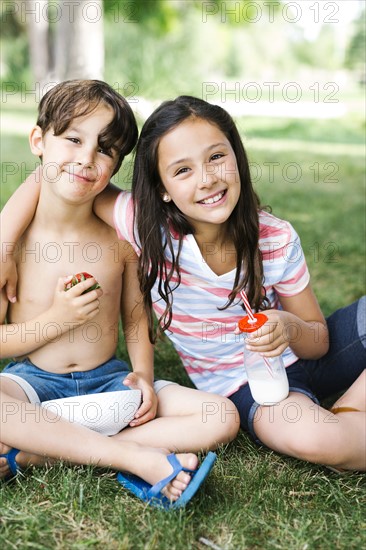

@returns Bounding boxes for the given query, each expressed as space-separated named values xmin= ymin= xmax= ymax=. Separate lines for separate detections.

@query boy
xmin=0 ymin=81 xmax=238 ymax=504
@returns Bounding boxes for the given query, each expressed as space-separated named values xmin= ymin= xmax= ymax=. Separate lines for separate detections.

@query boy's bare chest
xmin=15 ymin=229 xmax=126 ymax=310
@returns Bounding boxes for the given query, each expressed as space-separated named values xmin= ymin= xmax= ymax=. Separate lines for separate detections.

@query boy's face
xmin=30 ymin=104 xmax=118 ymax=204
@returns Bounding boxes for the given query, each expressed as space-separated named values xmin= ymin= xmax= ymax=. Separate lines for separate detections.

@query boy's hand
xmin=123 ymin=372 xmax=158 ymax=426
xmin=49 ymin=276 xmax=103 ymax=327
xmin=64 ymin=272 xmax=101 ymax=293
xmin=0 ymin=254 xmax=18 ymax=303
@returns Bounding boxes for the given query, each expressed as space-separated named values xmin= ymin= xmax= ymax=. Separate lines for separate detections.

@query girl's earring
xmin=162 ymin=193 xmax=171 ymax=203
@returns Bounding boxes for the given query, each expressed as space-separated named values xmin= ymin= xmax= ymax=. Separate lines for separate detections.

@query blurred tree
xmin=28 ymin=0 xmax=104 ymax=86
xmin=1 ymin=0 xmax=104 ymax=88
xmin=0 ymin=0 xmax=360 ymax=100
xmin=26 ymin=0 xmax=50 ymax=87
xmin=53 ymin=0 xmax=104 ymax=82
xmin=345 ymin=7 xmax=366 ymax=84
xmin=0 ymin=1 xmax=29 ymax=83
xmin=102 ymin=0 xmax=283 ymax=100
xmin=291 ymin=25 xmax=341 ymax=71
xmin=103 ymin=0 xmax=185 ymax=32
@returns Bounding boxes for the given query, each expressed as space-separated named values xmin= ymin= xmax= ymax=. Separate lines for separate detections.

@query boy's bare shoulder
xmin=96 ymin=220 xmax=138 ymax=266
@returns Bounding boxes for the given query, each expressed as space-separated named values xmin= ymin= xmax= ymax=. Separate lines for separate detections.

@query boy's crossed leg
xmin=0 ymin=386 xmax=203 ymax=499
xmin=0 ymin=380 xmax=239 ymax=495
xmin=114 ymin=384 xmax=239 ymax=451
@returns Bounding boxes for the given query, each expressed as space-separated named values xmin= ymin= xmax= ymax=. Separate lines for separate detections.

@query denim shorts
xmin=229 ymin=297 xmax=366 ymax=445
xmin=0 ymin=356 xmax=173 ymax=404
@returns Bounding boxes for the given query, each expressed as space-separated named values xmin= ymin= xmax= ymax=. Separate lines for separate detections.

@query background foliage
xmin=1 ymin=0 xmax=365 ymax=96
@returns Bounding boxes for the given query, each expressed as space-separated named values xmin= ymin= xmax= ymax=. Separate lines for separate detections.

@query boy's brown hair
xmin=36 ymin=80 xmax=138 ymax=175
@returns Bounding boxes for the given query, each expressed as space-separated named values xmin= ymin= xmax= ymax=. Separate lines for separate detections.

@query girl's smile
xmin=158 ymin=118 xmax=241 ymax=233
xmin=197 ymin=188 xmax=228 ymax=206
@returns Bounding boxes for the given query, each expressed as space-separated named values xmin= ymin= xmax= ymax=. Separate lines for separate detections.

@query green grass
xmin=1 ymin=102 xmax=365 ymax=549
xmin=1 ymin=445 xmax=365 ymax=549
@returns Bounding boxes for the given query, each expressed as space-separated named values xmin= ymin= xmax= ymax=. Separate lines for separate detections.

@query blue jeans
xmin=229 ymin=297 xmax=366 ymax=443
xmin=1 ymin=356 xmax=132 ymax=403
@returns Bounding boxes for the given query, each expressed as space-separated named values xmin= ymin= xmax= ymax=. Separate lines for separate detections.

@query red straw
xmin=240 ymin=290 xmax=275 ymax=377
xmin=240 ymin=290 xmax=256 ymax=323
xmin=262 ymin=354 xmax=275 ymax=377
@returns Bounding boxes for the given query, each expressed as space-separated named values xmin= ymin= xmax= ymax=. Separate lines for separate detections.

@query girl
xmin=115 ymin=96 xmax=366 ymax=471
xmin=2 ymin=96 xmax=365 ymax=471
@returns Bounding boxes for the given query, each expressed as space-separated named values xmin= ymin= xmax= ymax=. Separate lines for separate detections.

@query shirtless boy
xmin=0 ymin=80 xmax=238 ymax=505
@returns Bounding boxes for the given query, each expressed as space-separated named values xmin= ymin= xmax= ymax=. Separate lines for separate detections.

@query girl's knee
xmin=202 ymin=396 xmax=239 ymax=442
xmin=287 ymin=431 xmax=329 ymax=462
xmin=276 ymin=425 xmax=345 ymax=465
xmin=254 ymin=403 xmax=346 ymax=463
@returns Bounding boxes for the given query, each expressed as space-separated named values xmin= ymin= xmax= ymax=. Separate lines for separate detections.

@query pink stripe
xmin=260 ymin=225 xmax=290 ymax=240
xmin=181 ymin=357 xmax=242 ymax=375
xmin=153 ymin=304 xmax=239 ymax=326
xmin=185 ymin=362 xmax=241 ymax=375
xmin=262 ymin=246 xmax=291 ymax=260
xmin=161 ymin=274 xmax=232 ymax=299
xmin=279 ymin=263 xmax=307 ymax=286
xmin=259 ymin=212 xmax=291 ymax=235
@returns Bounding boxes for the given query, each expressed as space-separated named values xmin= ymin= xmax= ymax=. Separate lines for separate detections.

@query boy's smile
xmin=157 ymin=118 xmax=241 ymax=235
xmin=30 ymin=104 xmax=117 ymax=204
xmin=63 ymin=165 xmax=96 ymax=183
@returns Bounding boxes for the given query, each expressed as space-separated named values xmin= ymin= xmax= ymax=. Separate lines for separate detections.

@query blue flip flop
xmin=0 ymin=448 xmax=21 ymax=479
xmin=117 ymin=451 xmax=217 ymax=509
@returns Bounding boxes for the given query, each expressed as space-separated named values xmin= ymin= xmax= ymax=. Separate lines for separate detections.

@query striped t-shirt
xmin=114 ymin=192 xmax=310 ymax=397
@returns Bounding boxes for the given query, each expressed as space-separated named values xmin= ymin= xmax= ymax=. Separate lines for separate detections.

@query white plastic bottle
xmin=238 ymin=313 xmax=289 ymax=405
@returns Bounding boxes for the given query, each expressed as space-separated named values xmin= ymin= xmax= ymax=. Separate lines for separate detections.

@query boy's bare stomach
xmin=26 ymin=320 xmax=119 ymax=373
xmin=12 ymin=227 xmax=127 ymax=373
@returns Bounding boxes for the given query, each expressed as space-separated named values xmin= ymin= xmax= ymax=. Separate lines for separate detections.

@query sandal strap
xmin=0 ymin=448 xmax=20 ymax=476
xmin=147 ymin=454 xmax=195 ymax=498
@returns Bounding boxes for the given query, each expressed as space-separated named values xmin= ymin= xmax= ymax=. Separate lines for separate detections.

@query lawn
xmin=0 ymin=100 xmax=365 ymax=549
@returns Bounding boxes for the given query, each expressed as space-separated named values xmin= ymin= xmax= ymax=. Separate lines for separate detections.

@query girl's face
xmin=157 ymin=118 xmax=241 ymax=234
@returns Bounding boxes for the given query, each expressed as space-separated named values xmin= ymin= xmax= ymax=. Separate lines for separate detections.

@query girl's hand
xmin=0 ymin=254 xmax=18 ymax=303
xmin=244 ymin=309 xmax=293 ymax=357
xmin=123 ymin=371 xmax=158 ymax=426
xmin=48 ymin=276 xmax=103 ymax=327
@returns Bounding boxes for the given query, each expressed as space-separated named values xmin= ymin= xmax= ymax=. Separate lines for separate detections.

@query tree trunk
xmin=25 ymin=0 xmax=104 ymax=93
xmin=25 ymin=0 xmax=51 ymax=88
xmin=54 ymin=0 xmax=104 ymax=81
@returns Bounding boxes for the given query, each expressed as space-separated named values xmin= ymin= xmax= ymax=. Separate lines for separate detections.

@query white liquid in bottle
xmin=246 ymin=368 xmax=289 ymax=405
xmin=239 ymin=313 xmax=289 ymax=406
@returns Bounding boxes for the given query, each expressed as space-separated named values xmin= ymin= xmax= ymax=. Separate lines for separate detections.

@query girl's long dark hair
xmin=132 ymin=96 xmax=268 ymax=343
